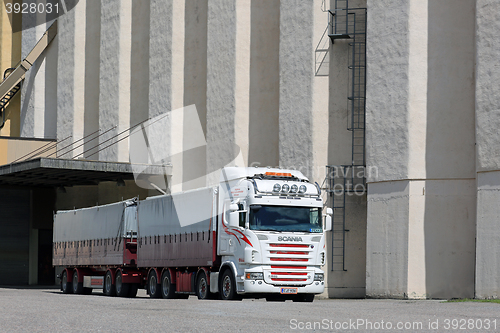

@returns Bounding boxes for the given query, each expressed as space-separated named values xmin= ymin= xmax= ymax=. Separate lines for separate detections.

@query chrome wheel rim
xmin=223 ymin=275 xmax=231 ymax=298
xmin=149 ymin=275 xmax=157 ymax=295
xmin=198 ymin=277 xmax=207 ymax=299
xmin=116 ymin=273 xmax=122 ymax=294
xmin=162 ymin=275 xmax=170 ymax=296
xmin=62 ymin=272 xmax=68 ymax=292
xmin=105 ymin=274 xmax=112 ymax=293
xmin=73 ymin=271 xmax=78 ymax=293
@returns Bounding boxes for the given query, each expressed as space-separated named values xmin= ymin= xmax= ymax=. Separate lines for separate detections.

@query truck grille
xmin=266 ymin=243 xmax=312 ymax=264
xmin=263 ymin=243 xmax=315 ymax=285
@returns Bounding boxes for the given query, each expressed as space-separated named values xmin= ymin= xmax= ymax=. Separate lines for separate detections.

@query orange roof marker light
xmin=265 ymin=172 xmax=293 ymax=177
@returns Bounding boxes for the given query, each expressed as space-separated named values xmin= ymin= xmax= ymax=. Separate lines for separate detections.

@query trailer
xmin=53 ymin=167 xmax=332 ymax=301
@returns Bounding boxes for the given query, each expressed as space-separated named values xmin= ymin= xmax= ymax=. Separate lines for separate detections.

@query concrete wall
xmin=21 ymin=13 xmax=57 ymax=140
xmin=9 ymin=0 xmax=500 ymax=297
xmin=205 ymin=0 xmax=239 ymax=186
xmin=98 ymin=0 xmax=130 ymax=162
xmin=365 ymin=0 xmax=476 ymax=299
xmin=0 ymin=137 xmax=55 ymax=164
xmin=475 ymin=0 xmax=500 ymax=299
xmin=278 ymin=0 xmax=314 ymax=179
xmin=0 ymin=3 xmax=21 ymax=137
xmin=247 ymin=0 xmax=279 ymax=168
xmin=83 ymin=0 xmax=100 ymax=159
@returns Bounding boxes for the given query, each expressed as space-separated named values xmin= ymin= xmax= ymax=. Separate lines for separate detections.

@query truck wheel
xmin=160 ymin=270 xmax=175 ymax=299
xmin=72 ymin=270 xmax=84 ymax=294
xmin=293 ymin=294 xmax=315 ymax=302
xmin=148 ymin=270 xmax=161 ymax=298
xmin=61 ymin=270 xmax=72 ymax=294
xmin=196 ymin=271 xmax=209 ymax=300
xmin=220 ymin=269 xmax=237 ymax=300
xmin=104 ymin=271 xmax=116 ymax=296
xmin=115 ymin=271 xmax=130 ymax=297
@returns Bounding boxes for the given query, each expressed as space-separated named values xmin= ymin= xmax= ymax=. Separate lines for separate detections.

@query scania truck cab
xmin=215 ymin=167 xmax=332 ymax=301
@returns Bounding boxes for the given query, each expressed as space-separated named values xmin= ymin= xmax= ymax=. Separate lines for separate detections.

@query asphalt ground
xmin=0 ymin=287 xmax=499 ymax=332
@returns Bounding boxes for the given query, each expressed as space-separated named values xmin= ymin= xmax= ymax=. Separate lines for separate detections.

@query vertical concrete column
xmin=206 ymin=0 xmax=248 ymax=186
xmin=234 ymin=0 xmax=250 ymax=167
xmin=311 ymin=0 xmax=329 ymax=183
xmin=57 ymin=0 xmax=85 ymax=157
xmin=99 ymin=0 xmax=131 ymax=162
xmin=248 ymin=0 xmax=279 ymax=168
xmin=278 ymin=0 xmax=314 ymax=179
xmin=422 ymin=0 xmax=476 ymax=299
xmin=149 ymin=0 xmax=172 ymax=120
xmin=172 ymin=0 xmax=188 ymax=191
xmin=21 ymin=2 xmax=57 ymax=139
xmin=147 ymin=0 xmax=173 ymax=191
xmin=183 ymin=0 xmax=207 ymax=191
xmin=366 ymin=0 xmax=476 ymax=299
xmin=475 ymin=0 xmax=500 ymax=299
xmin=83 ymin=0 xmax=100 ymax=159
xmin=130 ymin=0 xmax=150 ymax=128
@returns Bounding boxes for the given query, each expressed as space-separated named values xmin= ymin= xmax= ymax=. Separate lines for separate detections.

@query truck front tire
xmin=220 ymin=269 xmax=238 ymax=301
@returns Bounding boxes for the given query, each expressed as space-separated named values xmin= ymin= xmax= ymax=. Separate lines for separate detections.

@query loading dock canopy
xmin=0 ymin=157 xmax=171 ymax=187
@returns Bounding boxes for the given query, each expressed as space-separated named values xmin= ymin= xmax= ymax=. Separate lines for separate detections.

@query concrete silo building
xmin=0 ymin=0 xmax=499 ymax=301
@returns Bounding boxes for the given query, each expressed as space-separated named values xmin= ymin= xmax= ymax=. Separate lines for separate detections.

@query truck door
xmin=218 ymin=199 xmax=236 ymax=255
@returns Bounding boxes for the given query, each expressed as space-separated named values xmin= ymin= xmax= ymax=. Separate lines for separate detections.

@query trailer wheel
xmin=220 ymin=269 xmax=237 ymax=300
xmin=72 ymin=270 xmax=84 ymax=294
xmin=148 ymin=270 xmax=161 ymax=298
xmin=115 ymin=271 xmax=130 ymax=297
xmin=104 ymin=271 xmax=116 ymax=296
xmin=61 ymin=270 xmax=72 ymax=294
xmin=160 ymin=270 xmax=175 ymax=299
xmin=196 ymin=271 xmax=209 ymax=300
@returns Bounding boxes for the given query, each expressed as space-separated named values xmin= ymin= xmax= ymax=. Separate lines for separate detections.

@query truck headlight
xmin=273 ymin=184 xmax=281 ymax=192
xmin=299 ymin=185 xmax=307 ymax=193
xmin=314 ymin=273 xmax=324 ymax=281
xmin=246 ymin=272 xmax=264 ymax=280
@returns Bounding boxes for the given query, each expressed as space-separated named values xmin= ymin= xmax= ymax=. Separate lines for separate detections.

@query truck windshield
xmin=249 ymin=205 xmax=323 ymax=233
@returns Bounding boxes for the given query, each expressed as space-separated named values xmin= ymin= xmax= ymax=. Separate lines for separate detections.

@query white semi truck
xmin=53 ymin=167 xmax=332 ymax=301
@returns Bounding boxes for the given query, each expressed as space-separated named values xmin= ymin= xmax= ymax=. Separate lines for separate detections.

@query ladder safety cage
xmin=325 ymin=1 xmax=367 ymax=272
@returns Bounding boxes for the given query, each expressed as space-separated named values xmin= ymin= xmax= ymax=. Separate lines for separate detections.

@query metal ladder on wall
xmin=326 ymin=0 xmax=367 ymax=271
xmin=0 ymin=69 xmax=22 ymax=130
xmin=0 ymin=20 xmax=57 ymax=130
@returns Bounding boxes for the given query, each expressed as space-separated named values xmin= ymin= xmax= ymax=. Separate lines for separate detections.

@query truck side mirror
xmin=324 ymin=208 xmax=333 ymax=231
xmin=324 ymin=215 xmax=332 ymax=232
xmin=228 ymin=211 xmax=240 ymax=227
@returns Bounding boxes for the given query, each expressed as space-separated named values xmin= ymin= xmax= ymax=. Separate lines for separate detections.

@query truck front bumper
xmin=242 ymin=279 xmax=325 ymax=294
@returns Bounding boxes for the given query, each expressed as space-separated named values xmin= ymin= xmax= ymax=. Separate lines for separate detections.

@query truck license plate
xmin=280 ymin=288 xmax=298 ymax=294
